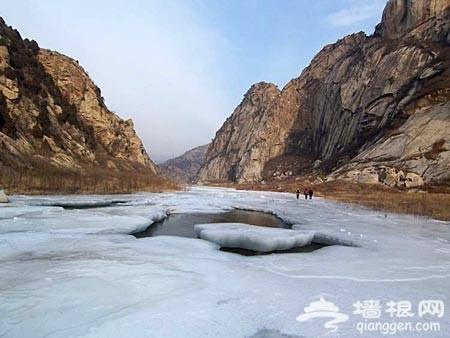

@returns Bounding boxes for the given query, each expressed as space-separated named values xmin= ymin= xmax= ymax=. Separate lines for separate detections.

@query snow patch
xmin=194 ymin=223 xmax=315 ymax=252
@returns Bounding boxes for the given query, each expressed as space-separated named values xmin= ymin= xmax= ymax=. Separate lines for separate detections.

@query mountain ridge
xmin=159 ymin=144 xmax=209 ymax=183
xmin=0 ymin=17 xmax=173 ymax=193
xmin=199 ymin=0 xmax=450 ymax=188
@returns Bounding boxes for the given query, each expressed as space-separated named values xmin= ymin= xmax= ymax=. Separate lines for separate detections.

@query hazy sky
xmin=0 ymin=0 xmax=386 ymax=162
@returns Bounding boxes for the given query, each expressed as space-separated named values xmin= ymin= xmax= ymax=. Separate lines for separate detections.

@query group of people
xmin=296 ymin=187 xmax=313 ymax=200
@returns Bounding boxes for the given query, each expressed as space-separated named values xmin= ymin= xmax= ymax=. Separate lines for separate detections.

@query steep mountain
xmin=0 ymin=17 xmax=172 ymax=193
xmin=159 ymin=144 xmax=209 ymax=183
xmin=199 ymin=0 xmax=450 ymax=188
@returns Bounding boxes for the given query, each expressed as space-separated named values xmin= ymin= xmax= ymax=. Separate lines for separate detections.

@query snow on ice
xmin=0 ymin=186 xmax=449 ymax=338
xmin=194 ymin=223 xmax=314 ymax=252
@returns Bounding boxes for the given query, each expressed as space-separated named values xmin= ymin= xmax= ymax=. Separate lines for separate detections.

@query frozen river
xmin=0 ymin=187 xmax=449 ymax=337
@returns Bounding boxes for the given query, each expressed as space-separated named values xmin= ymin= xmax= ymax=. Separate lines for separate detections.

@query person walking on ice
xmin=303 ymin=187 xmax=309 ymax=200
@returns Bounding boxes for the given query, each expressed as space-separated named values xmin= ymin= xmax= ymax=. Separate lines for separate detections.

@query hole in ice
xmin=133 ymin=210 xmax=356 ymax=255
xmin=133 ymin=209 xmax=290 ymax=239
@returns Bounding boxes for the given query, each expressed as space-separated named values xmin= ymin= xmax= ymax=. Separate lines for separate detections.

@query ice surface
xmin=0 ymin=204 xmax=167 ymax=235
xmin=194 ymin=223 xmax=314 ymax=252
xmin=0 ymin=187 xmax=449 ymax=338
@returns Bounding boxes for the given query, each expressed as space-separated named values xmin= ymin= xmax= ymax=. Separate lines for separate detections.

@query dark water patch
xmin=31 ymin=200 xmax=129 ymax=210
xmin=133 ymin=209 xmax=290 ymax=239
xmin=221 ymin=242 xmax=326 ymax=256
xmin=133 ymin=210 xmax=356 ymax=255
xmin=247 ymin=328 xmax=306 ymax=338
xmin=313 ymin=233 xmax=359 ymax=247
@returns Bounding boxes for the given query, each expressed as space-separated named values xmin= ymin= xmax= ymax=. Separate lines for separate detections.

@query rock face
xmin=36 ymin=49 xmax=156 ymax=172
xmin=199 ymin=82 xmax=293 ymax=183
xmin=0 ymin=17 xmax=165 ymax=193
xmin=199 ymin=0 xmax=450 ymax=187
xmin=375 ymin=0 xmax=450 ymax=41
xmin=0 ymin=189 xmax=8 ymax=203
xmin=159 ymin=144 xmax=209 ymax=183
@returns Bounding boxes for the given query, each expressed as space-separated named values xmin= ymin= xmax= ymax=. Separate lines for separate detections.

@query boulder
xmin=378 ymin=167 xmax=404 ymax=188
xmin=339 ymin=168 xmax=379 ymax=185
xmin=334 ymin=165 xmax=426 ymax=189
xmin=404 ymin=173 xmax=425 ymax=189
xmin=0 ymin=190 xmax=9 ymax=203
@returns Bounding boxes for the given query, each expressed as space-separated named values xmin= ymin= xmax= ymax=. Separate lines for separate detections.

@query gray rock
xmin=159 ymin=144 xmax=209 ymax=183
xmin=333 ymin=166 xmax=426 ymax=189
xmin=199 ymin=0 xmax=450 ymax=187
xmin=404 ymin=173 xmax=425 ymax=189
xmin=198 ymin=82 xmax=285 ymax=183
xmin=376 ymin=0 xmax=450 ymax=41
xmin=0 ymin=190 xmax=9 ymax=203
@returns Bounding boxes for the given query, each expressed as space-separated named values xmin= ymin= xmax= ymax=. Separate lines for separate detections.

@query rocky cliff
xmin=159 ymin=144 xmax=209 ymax=183
xmin=199 ymin=0 xmax=450 ymax=188
xmin=0 ymin=17 xmax=169 ymax=193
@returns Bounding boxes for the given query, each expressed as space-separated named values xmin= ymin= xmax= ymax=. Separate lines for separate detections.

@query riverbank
xmin=233 ymin=180 xmax=450 ymax=221
xmin=1 ymin=169 xmax=179 ymax=195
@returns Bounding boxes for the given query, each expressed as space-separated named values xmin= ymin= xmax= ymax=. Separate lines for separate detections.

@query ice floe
xmin=194 ymin=223 xmax=315 ymax=252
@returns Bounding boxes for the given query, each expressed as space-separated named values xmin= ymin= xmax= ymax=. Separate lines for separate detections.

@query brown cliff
xmin=0 ymin=18 xmax=172 ymax=194
xmin=199 ymin=0 xmax=450 ymax=188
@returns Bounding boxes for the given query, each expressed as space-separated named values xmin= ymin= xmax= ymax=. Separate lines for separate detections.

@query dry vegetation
xmin=0 ymin=166 xmax=179 ymax=195
xmin=314 ymin=181 xmax=450 ymax=221
xmin=235 ymin=180 xmax=450 ymax=221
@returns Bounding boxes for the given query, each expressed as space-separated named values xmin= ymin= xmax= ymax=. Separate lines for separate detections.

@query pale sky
xmin=0 ymin=0 xmax=386 ymax=162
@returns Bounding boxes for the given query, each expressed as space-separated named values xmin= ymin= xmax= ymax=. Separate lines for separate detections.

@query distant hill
xmin=199 ymin=0 xmax=450 ymax=189
xmin=159 ymin=144 xmax=209 ymax=183
xmin=0 ymin=17 xmax=174 ymax=194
